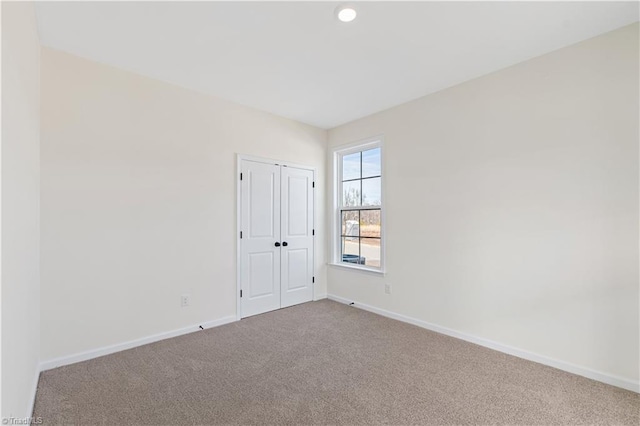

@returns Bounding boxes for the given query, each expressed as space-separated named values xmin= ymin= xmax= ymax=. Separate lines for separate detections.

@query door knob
xmin=282 ymin=242 xmax=288 ymax=247
xmin=275 ymin=242 xmax=281 ymax=247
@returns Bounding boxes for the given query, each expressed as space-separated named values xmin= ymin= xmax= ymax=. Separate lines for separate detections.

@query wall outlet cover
xmin=181 ymin=293 xmax=191 ymax=307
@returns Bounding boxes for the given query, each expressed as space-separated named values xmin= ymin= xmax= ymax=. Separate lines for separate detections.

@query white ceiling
xmin=35 ymin=1 xmax=639 ymax=129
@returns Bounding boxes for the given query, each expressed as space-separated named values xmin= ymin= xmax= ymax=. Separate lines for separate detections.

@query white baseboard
xmin=327 ymin=294 xmax=639 ymax=393
xmin=39 ymin=315 xmax=237 ymax=372
xmin=314 ymin=293 xmax=328 ymax=301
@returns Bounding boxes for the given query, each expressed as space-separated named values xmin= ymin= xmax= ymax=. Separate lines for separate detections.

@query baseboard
xmin=327 ymin=294 xmax=639 ymax=393
xmin=314 ymin=293 xmax=328 ymax=301
xmin=39 ymin=315 xmax=237 ymax=371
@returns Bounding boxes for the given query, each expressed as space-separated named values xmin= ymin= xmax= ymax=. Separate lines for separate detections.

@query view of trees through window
xmin=340 ymin=147 xmax=381 ymax=268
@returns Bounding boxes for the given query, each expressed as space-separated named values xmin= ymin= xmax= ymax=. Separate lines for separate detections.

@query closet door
xmin=240 ymin=160 xmax=281 ymax=318
xmin=280 ymin=166 xmax=314 ymax=308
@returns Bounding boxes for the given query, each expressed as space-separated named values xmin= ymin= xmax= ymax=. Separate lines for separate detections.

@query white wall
xmin=1 ymin=1 xmax=41 ymax=418
xmin=328 ymin=24 xmax=639 ymax=387
xmin=40 ymin=48 xmax=327 ymax=362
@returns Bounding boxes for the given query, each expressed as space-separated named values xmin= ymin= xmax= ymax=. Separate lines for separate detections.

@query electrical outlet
xmin=384 ymin=284 xmax=392 ymax=295
xmin=181 ymin=293 xmax=191 ymax=307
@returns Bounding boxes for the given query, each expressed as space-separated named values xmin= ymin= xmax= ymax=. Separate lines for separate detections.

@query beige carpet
xmin=34 ymin=300 xmax=638 ymax=425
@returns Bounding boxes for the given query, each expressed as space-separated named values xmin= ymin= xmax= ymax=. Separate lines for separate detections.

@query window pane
xmin=342 ymin=180 xmax=361 ymax=207
xmin=362 ymin=177 xmax=381 ymax=206
xmin=337 ymin=145 xmax=382 ymax=269
xmin=341 ymin=211 xmax=359 ymax=237
xmin=360 ymin=238 xmax=381 ymax=267
xmin=342 ymin=152 xmax=361 ymax=181
xmin=362 ymin=148 xmax=381 ymax=178
xmin=342 ymin=237 xmax=363 ymax=264
xmin=359 ymin=209 xmax=380 ymax=238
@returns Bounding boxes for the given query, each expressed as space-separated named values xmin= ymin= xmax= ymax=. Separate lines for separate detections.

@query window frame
xmin=331 ymin=136 xmax=385 ymax=274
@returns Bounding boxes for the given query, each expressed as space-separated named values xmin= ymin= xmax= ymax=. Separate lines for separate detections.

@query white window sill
xmin=328 ymin=262 xmax=386 ymax=276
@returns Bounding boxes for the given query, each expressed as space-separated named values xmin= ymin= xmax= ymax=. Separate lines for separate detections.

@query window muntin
xmin=338 ymin=145 xmax=382 ymax=270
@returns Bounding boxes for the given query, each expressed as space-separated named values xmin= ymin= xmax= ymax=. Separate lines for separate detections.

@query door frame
xmin=235 ymin=154 xmax=316 ymax=320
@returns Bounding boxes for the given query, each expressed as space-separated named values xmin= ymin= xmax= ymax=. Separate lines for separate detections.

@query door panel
xmin=240 ymin=160 xmax=281 ymax=318
xmin=249 ymin=173 xmax=276 ymax=238
xmin=248 ymin=252 xmax=276 ymax=297
xmin=280 ymin=166 xmax=314 ymax=308
xmin=286 ymin=175 xmax=309 ymax=236
xmin=285 ymin=248 xmax=309 ymax=290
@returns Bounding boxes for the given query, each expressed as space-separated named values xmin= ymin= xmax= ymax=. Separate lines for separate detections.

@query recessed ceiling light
xmin=336 ymin=5 xmax=357 ymax=23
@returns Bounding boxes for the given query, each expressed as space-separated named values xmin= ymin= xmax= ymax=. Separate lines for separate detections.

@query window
xmin=334 ymin=139 xmax=383 ymax=271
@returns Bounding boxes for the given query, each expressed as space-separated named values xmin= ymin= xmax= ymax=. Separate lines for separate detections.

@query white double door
xmin=240 ymin=159 xmax=314 ymax=318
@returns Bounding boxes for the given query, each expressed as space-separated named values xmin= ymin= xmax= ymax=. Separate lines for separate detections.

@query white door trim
xmin=236 ymin=154 xmax=316 ymax=320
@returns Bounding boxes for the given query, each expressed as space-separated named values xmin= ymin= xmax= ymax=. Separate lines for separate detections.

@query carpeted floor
xmin=34 ymin=299 xmax=639 ymax=425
